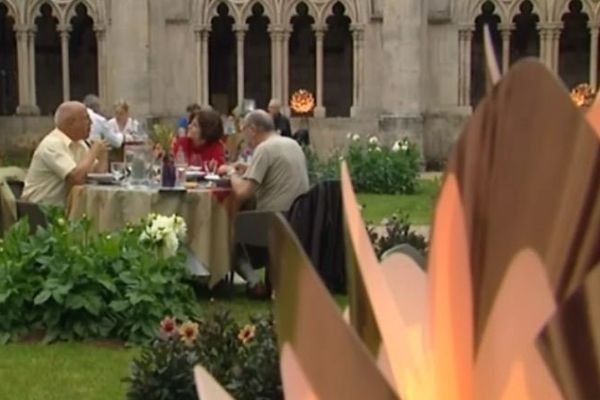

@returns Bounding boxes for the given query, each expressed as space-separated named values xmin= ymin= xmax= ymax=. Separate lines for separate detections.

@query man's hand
xmin=217 ymin=164 xmax=232 ymax=176
xmin=233 ymin=162 xmax=248 ymax=175
xmin=90 ymin=139 xmax=109 ymax=158
xmin=90 ymin=139 xmax=109 ymax=173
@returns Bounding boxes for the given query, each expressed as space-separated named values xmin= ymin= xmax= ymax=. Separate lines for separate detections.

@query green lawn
xmin=0 ymin=342 xmax=135 ymax=400
xmin=0 ymin=293 xmax=349 ymax=400
xmin=357 ymin=179 xmax=439 ymax=225
xmin=0 ymin=296 xmax=270 ymax=400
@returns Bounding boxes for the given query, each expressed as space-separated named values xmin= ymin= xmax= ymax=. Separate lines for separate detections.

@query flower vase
xmin=161 ymin=155 xmax=176 ymax=187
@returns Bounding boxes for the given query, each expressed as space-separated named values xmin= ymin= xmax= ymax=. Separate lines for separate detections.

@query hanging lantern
xmin=570 ymin=83 xmax=595 ymax=107
xmin=290 ymin=89 xmax=315 ymax=114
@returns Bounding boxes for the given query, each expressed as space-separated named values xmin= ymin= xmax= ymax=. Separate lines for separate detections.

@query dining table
xmin=67 ymin=181 xmax=234 ymax=287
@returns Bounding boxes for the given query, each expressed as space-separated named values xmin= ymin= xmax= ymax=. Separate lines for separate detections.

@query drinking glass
xmin=150 ymin=161 xmax=162 ymax=187
xmin=110 ymin=162 xmax=126 ymax=182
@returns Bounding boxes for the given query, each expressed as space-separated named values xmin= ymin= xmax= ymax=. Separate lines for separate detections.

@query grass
xmin=0 ymin=292 xmax=349 ymax=400
xmin=0 ymin=295 xmax=274 ymax=400
xmin=0 ymin=342 xmax=135 ymax=400
xmin=357 ymin=179 xmax=439 ymax=225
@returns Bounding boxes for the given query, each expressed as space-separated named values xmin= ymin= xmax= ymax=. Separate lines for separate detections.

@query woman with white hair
xmin=107 ymin=100 xmax=145 ymax=143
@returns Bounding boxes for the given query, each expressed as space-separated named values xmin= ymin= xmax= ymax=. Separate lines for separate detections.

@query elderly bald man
xmin=220 ymin=109 xmax=309 ymax=297
xmin=22 ymin=101 xmax=109 ymax=206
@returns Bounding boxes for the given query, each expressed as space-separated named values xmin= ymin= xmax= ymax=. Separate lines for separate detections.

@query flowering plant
xmin=126 ymin=311 xmax=282 ymax=400
xmin=0 ymin=210 xmax=195 ymax=344
xmin=139 ymin=214 xmax=187 ymax=258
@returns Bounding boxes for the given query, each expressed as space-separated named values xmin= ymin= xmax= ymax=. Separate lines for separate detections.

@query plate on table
xmin=186 ymin=170 xmax=206 ymax=179
xmin=205 ymin=174 xmax=231 ymax=188
xmin=204 ymin=174 xmax=221 ymax=181
xmin=87 ymin=173 xmax=118 ymax=185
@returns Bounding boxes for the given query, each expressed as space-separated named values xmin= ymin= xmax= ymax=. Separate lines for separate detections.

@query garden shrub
xmin=304 ymin=136 xmax=421 ymax=194
xmin=125 ymin=311 xmax=282 ymax=400
xmin=0 ymin=210 xmax=197 ymax=344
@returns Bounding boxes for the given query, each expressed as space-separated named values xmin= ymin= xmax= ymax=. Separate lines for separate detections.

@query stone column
xmin=538 ymin=26 xmax=548 ymax=66
xmin=552 ymin=25 xmax=561 ymax=73
xmin=500 ymin=24 xmax=513 ymax=74
xmin=313 ymin=25 xmax=326 ymax=118
xmin=27 ymin=29 xmax=39 ymax=113
xmin=269 ymin=25 xmax=283 ymax=102
xmin=201 ymin=28 xmax=210 ymax=105
xmin=350 ymin=24 xmax=365 ymax=116
xmin=58 ymin=25 xmax=71 ymax=101
xmin=281 ymin=27 xmax=291 ymax=115
xmin=194 ymin=27 xmax=203 ymax=105
xmin=15 ymin=25 xmax=30 ymax=115
xmin=458 ymin=26 xmax=474 ymax=107
xmin=109 ymin=0 xmax=151 ymax=115
xmin=589 ymin=23 xmax=599 ymax=89
xmin=235 ymin=25 xmax=247 ymax=109
xmin=194 ymin=26 xmax=211 ymax=106
xmin=95 ymin=27 xmax=107 ymax=107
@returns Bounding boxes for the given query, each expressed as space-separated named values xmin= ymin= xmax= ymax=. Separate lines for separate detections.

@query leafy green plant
xmin=304 ymin=136 xmax=421 ymax=194
xmin=125 ymin=311 xmax=282 ymax=400
xmin=0 ymin=211 xmax=197 ymax=344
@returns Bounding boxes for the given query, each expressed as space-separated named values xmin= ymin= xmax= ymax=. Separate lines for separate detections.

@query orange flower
xmin=178 ymin=321 xmax=199 ymax=346
xmin=238 ymin=325 xmax=256 ymax=345
xmin=159 ymin=316 xmax=177 ymax=338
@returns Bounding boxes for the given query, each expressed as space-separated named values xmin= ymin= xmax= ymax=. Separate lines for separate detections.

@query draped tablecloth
xmin=67 ymin=185 xmax=233 ymax=287
xmin=0 ymin=167 xmax=26 ymax=236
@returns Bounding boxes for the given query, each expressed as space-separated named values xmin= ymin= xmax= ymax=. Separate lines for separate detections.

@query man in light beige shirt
xmin=22 ymin=101 xmax=109 ymax=206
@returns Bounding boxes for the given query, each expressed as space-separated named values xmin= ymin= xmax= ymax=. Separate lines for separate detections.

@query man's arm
xmin=92 ymin=149 xmax=108 ymax=173
xmin=230 ymin=174 xmax=258 ymax=203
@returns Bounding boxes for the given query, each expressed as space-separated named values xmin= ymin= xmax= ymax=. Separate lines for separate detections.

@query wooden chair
xmin=5 ymin=179 xmax=24 ymax=199
xmin=16 ymin=200 xmax=48 ymax=234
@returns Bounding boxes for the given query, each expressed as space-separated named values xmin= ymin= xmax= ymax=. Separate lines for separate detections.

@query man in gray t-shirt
xmin=226 ymin=110 xmax=309 ymax=212
xmin=220 ymin=109 xmax=309 ymax=297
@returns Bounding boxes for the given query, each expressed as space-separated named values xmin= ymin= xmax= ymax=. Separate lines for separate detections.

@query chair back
xmin=380 ymin=244 xmax=426 ymax=270
xmin=16 ymin=200 xmax=47 ymax=234
xmin=234 ymin=210 xmax=274 ymax=248
xmin=6 ymin=179 xmax=24 ymax=199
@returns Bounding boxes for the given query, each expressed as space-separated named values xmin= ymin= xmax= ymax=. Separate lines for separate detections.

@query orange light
xmin=570 ymin=83 xmax=595 ymax=107
xmin=290 ymin=89 xmax=315 ymax=114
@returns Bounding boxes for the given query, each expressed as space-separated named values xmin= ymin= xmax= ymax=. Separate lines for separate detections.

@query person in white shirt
xmin=83 ymin=94 xmax=124 ymax=149
xmin=108 ymin=100 xmax=146 ymax=143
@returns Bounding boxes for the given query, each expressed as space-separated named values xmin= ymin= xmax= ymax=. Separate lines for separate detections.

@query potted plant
xmin=150 ymin=124 xmax=176 ymax=187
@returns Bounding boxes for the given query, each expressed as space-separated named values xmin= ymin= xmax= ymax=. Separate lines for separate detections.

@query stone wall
xmin=0 ymin=116 xmax=54 ymax=162
xmin=0 ymin=112 xmax=471 ymax=165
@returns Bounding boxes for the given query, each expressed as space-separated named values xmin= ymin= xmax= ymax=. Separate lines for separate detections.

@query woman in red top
xmin=172 ymin=109 xmax=226 ymax=168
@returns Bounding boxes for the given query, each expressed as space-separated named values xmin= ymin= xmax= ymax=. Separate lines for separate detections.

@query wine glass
xmin=110 ymin=162 xmax=126 ymax=182
xmin=204 ymin=159 xmax=218 ymax=176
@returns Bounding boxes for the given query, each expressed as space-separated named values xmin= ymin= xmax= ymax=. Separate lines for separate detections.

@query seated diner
xmin=22 ymin=101 xmax=109 ymax=207
xmin=171 ymin=108 xmax=226 ymax=168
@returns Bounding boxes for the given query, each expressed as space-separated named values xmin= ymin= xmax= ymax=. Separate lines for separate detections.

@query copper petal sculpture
xmin=194 ymin=59 xmax=600 ymax=399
